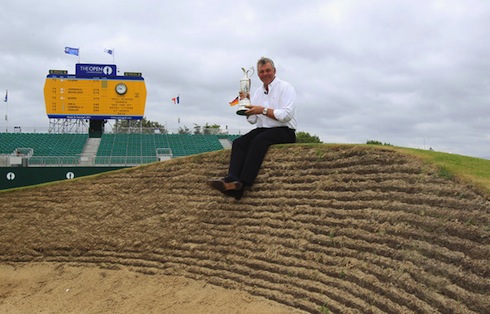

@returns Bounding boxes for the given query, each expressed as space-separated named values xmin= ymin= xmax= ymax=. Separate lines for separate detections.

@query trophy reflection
xmin=236 ymin=67 xmax=254 ymax=115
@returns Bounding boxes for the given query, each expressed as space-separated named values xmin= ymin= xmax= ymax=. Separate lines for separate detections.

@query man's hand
xmin=245 ymin=105 xmax=265 ymax=116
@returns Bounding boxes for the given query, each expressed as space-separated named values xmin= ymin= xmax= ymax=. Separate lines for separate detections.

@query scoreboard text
xmin=44 ymin=66 xmax=146 ymax=120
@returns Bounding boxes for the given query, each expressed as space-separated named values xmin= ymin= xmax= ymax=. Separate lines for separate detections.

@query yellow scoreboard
xmin=44 ymin=71 xmax=146 ymax=120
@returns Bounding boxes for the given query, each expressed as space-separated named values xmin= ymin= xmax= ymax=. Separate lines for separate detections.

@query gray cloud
xmin=1 ymin=0 xmax=489 ymax=158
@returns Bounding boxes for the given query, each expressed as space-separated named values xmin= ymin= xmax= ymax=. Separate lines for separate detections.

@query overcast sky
xmin=1 ymin=0 xmax=490 ymax=158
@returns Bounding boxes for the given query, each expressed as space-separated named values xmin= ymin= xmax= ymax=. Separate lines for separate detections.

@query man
xmin=207 ymin=57 xmax=297 ymax=200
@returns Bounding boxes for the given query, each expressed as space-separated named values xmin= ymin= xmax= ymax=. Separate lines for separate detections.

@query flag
xmin=172 ymin=95 xmax=180 ymax=104
xmin=229 ymin=96 xmax=239 ymax=106
xmin=64 ymin=47 xmax=79 ymax=56
xmin=3 ymin=90 xmax=7 ymax=102
xmin=104 ymin=48 xmax=114 ymax=55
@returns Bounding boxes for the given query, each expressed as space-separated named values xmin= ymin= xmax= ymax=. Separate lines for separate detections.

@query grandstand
xmin=0 ymin=132 xmax=237 ymax=167
xmin=93 ymin=133 xmax=235 ymax=165
xmin=0 ymin=133 xmax=86 ymax=157
xmin=0 ymin=131 xmax=240 ymax=190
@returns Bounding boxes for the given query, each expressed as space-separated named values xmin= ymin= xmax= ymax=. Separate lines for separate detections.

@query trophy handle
xmin=242 ymin=67 xmax=254 ymax=78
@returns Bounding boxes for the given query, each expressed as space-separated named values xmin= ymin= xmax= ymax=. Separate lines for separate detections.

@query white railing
xmin=0 ymin=155 xmax=159 ymax=167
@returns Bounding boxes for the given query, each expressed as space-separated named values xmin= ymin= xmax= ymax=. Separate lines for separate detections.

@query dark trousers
xmin=228 ymin=127 xmax=296 ymax=186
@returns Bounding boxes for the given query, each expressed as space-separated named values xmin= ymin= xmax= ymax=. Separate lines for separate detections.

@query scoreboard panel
xmin=44 ymin=75 xmax=146 ymax=120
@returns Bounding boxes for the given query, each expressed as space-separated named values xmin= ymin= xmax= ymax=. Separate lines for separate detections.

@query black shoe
xmin=207 ymin=179 xmax=245 ymax=200
xmin=207 ymin=179 xmax=243 ymax=192
xmin=223 ymin=189 xmax=244 ymax=200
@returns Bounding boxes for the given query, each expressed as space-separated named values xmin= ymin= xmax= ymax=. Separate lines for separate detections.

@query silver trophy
xmin=236 ymin=67 xmax=254 ymax=115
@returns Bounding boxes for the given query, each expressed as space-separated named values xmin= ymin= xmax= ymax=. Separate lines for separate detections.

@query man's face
xmin=257 ymin=62 xmax=276 ymax=86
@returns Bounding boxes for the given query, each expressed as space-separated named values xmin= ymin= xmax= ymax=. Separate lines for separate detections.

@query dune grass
xmin=391 ymin=146 xmax=490 ymax=197
xmin=286 ymin=143 xmax=490 ymax=197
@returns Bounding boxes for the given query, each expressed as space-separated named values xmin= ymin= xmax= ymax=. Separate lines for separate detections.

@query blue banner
xmin=76 ymin=63 xmax=117 ymax=78
xmin=64 ymin=47 xmax=79 ymax=56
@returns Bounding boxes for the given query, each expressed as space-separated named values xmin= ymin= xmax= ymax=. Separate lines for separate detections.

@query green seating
xmin=1 ymin=132 xmax=239 ymax=166
xmin=96 ymin=133 xmax=235 ymax=160
xmin=0 ymin=133 xmax=87 ymax=156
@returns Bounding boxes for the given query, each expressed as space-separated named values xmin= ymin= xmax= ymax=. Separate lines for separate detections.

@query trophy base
xmin=236 ymin=103 xmax=249 ymax=116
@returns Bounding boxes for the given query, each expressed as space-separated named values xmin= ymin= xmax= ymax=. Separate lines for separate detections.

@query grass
xmin=391 ymin=147 xmax=490 ymax=197
xmin=315 ymin=143 xmax=490 ymax=197
xmin=320 ymin=302 xmax=330 ymax=314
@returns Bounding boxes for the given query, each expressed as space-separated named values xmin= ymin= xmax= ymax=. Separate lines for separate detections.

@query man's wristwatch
xmin=262 ymin=108 xmax=268 ymax=115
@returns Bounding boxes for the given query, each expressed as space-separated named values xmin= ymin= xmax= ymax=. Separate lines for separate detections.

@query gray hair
xmin=257 ymin=57 xmax=275 ymax=70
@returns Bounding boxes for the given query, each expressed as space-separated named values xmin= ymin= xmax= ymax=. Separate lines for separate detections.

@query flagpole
xmin=4 ymin=89 xmax=8 ymax=133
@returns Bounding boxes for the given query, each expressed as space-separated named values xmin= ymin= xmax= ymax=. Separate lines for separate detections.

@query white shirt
xmin=247 ymin=77 xmax=297 ymax=130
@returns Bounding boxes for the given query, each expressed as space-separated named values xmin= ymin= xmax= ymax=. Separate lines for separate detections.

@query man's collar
xmin=263 ymin=76 xmax=278 ymax=91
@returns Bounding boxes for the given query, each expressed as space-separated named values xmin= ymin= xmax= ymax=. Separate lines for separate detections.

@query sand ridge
xmin=0 ymin=145 xmax=489 ymax=313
